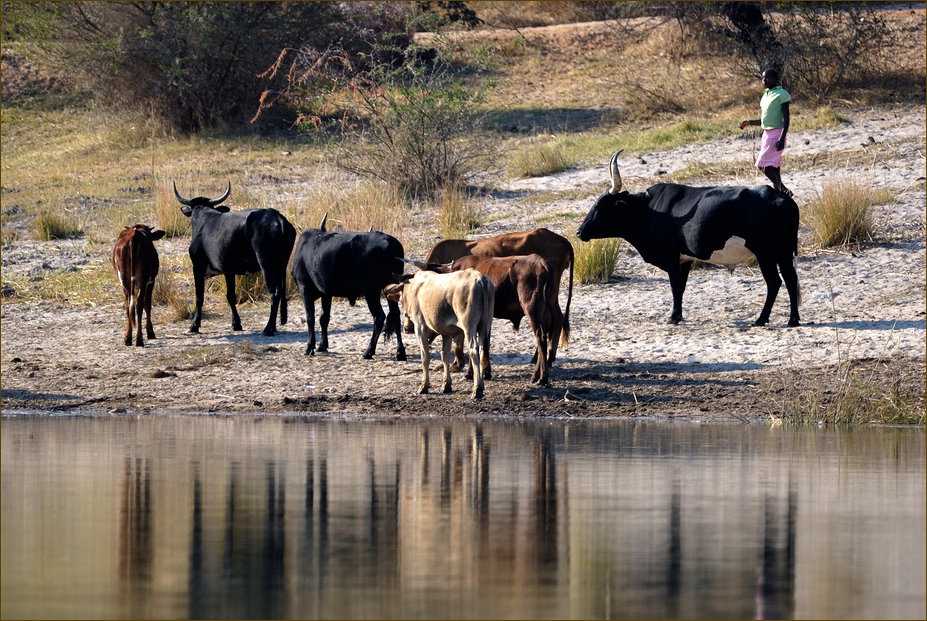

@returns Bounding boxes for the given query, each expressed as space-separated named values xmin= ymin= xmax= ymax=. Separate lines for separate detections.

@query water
xmin=2 ymin=414 xmax=924 ymax=620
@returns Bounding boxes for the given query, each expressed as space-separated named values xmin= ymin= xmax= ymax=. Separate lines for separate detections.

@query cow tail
xmin=791 ymin=201 xmax=802 ymax=306
xmin=122 ymin=237 xmax=137 ymax=315
xmin=561 ymin=244 xmax=574 ymax=347
xmin=478 ymin=276 xmax=494 ymax=350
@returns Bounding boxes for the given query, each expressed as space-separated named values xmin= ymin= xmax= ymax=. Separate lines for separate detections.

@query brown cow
xmin=407 ymin=254 xmax=561 ymax=386
xmin=424 ymin=228 xmax=573 ymax=362
xmin=112 ymin=224 xmax=165 ymax=347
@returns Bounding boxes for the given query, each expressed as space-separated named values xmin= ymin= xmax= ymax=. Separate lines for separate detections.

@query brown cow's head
xmin=126 ymin=223 xmax=166 ymax=241
xmin=385 ymin=275 xmax=416 ymax=333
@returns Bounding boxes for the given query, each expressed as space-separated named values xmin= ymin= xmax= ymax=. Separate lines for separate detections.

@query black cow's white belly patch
xmin=680 ymin=235 xmax=754 ymax=266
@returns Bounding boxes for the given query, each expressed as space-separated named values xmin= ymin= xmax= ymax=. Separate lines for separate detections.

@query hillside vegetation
xmin=1 ymin=3 xmax=924 ymax=289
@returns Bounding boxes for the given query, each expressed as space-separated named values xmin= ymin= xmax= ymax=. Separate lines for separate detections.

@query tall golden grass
xmin=572 ymin=236 xmax=623 ymax=283
xmin=804 ymin=177 xmax=893 ymax=248
xmin=433 ymin=183 xmax=484 ymax=239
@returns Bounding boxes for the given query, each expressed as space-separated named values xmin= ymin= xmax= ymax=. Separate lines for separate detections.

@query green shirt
xmin=760 ymin=85 xmax=791 ymax=129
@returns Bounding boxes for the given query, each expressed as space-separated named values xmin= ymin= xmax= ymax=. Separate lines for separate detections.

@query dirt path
xmin=2 ymin=106 xmax=925 ymax=421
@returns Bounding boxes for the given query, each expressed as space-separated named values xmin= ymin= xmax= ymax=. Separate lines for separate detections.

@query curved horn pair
xmin=173 ymin=181 xmax=232 ymax=206
xmin=608 ymin=150 xmax=624 ymax=195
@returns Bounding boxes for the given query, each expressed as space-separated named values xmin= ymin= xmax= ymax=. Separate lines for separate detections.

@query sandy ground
xmin=1 ymin=105 xmax=925 ymax=420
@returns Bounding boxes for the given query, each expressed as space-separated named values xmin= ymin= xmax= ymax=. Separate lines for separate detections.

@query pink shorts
xmin=755 ymin=127 xmax=786 ymax=168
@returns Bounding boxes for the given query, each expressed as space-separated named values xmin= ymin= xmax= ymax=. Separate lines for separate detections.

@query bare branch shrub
xmin=256 ymin=9 xmax=502 ymax=200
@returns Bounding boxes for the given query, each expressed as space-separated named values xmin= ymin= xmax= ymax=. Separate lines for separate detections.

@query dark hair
xmin=763 ymin=68 xmax=780 ymax=81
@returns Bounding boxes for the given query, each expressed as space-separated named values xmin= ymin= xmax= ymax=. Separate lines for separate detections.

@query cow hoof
xmin=363 ymin=352 xmax=374 ymax=360
xmin=263 ymin=329 xmax=276 ymax=337
xmin=304 ymin=348 xmax=315 ymax=356
xmin=668 ymin=316 xmax=682 ymax=325
xmin=396 ymin=351 xmax=407 ymax=362
xmin=147 ymin=331 xmax=156 ymax=340
xmin=135 ymin=341 xmax=145 ymax=348
xmin=788 ymin=319 xmax=800 ymax=327
xmin=232 ymin=324 xmax=243 ymax=332
xmin=419 ymin=386 xmax=429 ymax=395
xmin=442 ymin=385 xmax=453 ymax=394
xmin=473 ymin=390 xmax=484 ymax=400
xmin=753 ymin=319 xmax=769 ymax=327
xmin=188 ymin=326 xmax=199 ymax=334
xmin=484 ymin=369 xmax=492 ymax=381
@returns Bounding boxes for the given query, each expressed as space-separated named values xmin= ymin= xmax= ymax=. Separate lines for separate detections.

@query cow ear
xmin=384 ymin=283 xmax=403 ymax=301
xmin=180 ymin=205 xmax=193 ymax=217
xmin=214 ymin=205 xmax=231 ymax=213
xmin=151 ymin=229 xmax=166 ymax=240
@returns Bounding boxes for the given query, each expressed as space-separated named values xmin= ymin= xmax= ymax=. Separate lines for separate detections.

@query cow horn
xmin=173 ymin=181 xmax=193 ymax=206
xmin=207 ymin=181 xmax=231 ymax=207
xmin=400 ymin=257 xmax=429 ymax=270
xmin=319 ymin=213 xmax=328 ymax=232
xmin=608 ymin=150 xmax=624 ymax=195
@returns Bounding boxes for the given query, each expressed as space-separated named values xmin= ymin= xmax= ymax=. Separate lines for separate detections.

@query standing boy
xmin=740 ymin=69 xmax=793 ymax=197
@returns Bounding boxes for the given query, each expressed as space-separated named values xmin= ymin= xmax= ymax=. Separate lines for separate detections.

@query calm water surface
xmin=2 ymin=414 xmax=924 ymax=620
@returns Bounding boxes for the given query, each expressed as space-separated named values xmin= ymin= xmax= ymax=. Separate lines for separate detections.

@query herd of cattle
xmin=112 ymin=152 xmax=802 ymax=398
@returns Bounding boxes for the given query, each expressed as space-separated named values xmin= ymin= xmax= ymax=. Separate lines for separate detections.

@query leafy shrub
xmin=672 ymin=2 xmax=902 ymax=103
xmin=258 ymin=10 xmax=502 ymax=200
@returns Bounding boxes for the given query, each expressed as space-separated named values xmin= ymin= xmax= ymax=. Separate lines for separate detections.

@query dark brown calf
xmin=425 ymin=228 xmax=573 ymax=362
xmin=112 ymin=224 xmax=165 ymax=347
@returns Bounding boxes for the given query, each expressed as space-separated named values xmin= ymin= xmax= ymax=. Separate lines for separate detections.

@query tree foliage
xmin=10 ymin=2 xmax=349 ymax=132
xmin=667 ymin=2 xmax=899 ymax=100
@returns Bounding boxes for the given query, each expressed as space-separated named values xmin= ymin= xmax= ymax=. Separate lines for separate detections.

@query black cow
xmin=174 ymin=181 xmax=297 ymax=336
xmin=290 ymin=214 xmax=407 ymax=360
xmin=576 ymin=151 xmax=800 ymax=327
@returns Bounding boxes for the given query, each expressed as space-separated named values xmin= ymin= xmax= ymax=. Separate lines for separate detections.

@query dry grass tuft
xmin=771 ymin=358 xmax=926 ymax=426
xmin=154 ymin=181 xmax=191 ymax=237
xmin=804 ymin=177 xmax=893 ymax=248
xmin=33 ymin=210 xmax=83 ymax=241
xmin=572 ymin=236 xmax=622 ymax=283
xmin=152 ymin=260 xmax=193 ymax=322
xmin=433 ymin=183 xmax=484 ymax=239
xmin=509 ymin=140 xmax=573 ymax=178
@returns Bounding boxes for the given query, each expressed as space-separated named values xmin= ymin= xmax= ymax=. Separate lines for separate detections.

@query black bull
xmin=290 ymin=215 xmax=407 ymax=360
xmin=576 ymin=151 xmax=800 ymax=327
xmin=174 ymin=182 xmax=297 ymax=337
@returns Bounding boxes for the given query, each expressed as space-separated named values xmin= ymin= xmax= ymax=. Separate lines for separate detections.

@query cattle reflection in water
xmin=9 ymin=417 xmax=920 ymax=619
